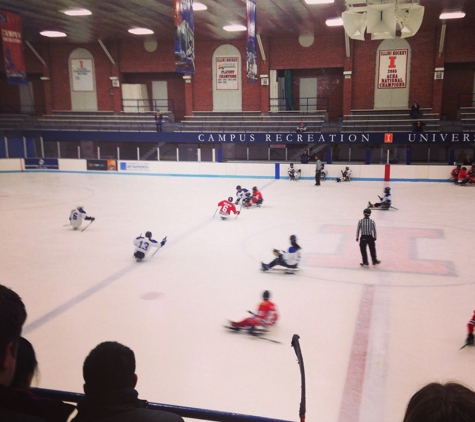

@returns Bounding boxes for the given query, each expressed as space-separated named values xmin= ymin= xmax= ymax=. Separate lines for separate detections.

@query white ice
xmin=1 ymin=172 xmax=475 ymax=422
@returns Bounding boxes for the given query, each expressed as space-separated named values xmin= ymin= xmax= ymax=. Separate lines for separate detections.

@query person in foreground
xmin=72 ymin=341 xmax=184 ymax=422
xmin=229 ymin=291 xmax=278 ymax=335
xmin=356 ymin=208 xmax=380 ymax=267
xmin=133 ymin=232 xmax=167 ymax=261
xmin=402 ymin=381 xmax=475 ymax=422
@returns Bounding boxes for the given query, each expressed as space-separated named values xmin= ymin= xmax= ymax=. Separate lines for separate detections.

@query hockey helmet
xmin=145 ymin=231 xmax=152 ymax=238
xmin=263 ymin=290 xmax=270 ymax=300
xmin=77 ymin=205 xmax=84 ymax=211
xmin=236 ymin=185 xmax=241 ymax=190
xmin=290 ymin=234 xmax=297 ymax=243
xmin=364 ymin=208 xmax=371 ymax=216
xmin=457 ymin=164 xmax=461 ymax=168
xmin=252 ymin=186 xmax=257 ymax=191
xmin=384 ymin=187 xmax=391 ymax=193
xmin=228 ymin=197 xmax=233 ymax=202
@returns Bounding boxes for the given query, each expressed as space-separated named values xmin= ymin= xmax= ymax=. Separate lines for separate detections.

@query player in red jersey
xmin=217 ymin=197 xmax=239 ymax=220
xmin=465 ymin=310 xmax=475 ymax=346
xmin=451 ymin=164 xmax=461 ymax=184
xmin=229 ymin=291 xmax=278 ymax=334
xmin=458 ymin=166 xmax=468 ymax=185
xmin=244 ymin=186 xmax=263 ymax=208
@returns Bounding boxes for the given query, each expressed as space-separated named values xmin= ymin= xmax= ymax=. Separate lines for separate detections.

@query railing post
xmin=57 ymin=141 xmax=60 ymax=158
xmin=4 ymin=136 xmax=9 ymax=158
xmin=137 ymin=147 xmax=140 ymax=160
xmin=98 ymin=146 xmax=100 ymax=160
xmin=117 ymin=146 xmax=120 ymax=161
xmin=40 ymin=137 xmax=44 ymax=158
xmin=23 ymin=137 xmax=27 ymax=158
xmin=176 ymin=147 xmax=179 ymax=161
xmin=78 ymin=146 xmax=80 ymax=159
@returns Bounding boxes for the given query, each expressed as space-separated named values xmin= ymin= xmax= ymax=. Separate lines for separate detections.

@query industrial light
xmin=40 ymin=31 xmax=67 ymax=37
xmin=128 ymin=28 xmax=154 ymax=35
xmin=193 ymin=2 xmax=208 ymax=11
xmin=326 ymin=17 xmax=344 ymax=26
xmin=439 ymin=11 xmax=465 ymax=20
xmin=305 ymin=0 xmax=334 ymax=4
xmin=223 ymin=25 xmax=247 ymax=32
xmin=62 ymin=9 xmax=92 ymax=16
xmin=342 ymin=0 xmax=424 ymax=40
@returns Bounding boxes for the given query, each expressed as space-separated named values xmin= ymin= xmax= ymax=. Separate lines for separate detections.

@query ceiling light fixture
xmin=439 ymin=11 xmax=465 ymax=20
xmin=326 ymin=17 xmax=343 ymax=26
xmin=342 ymin=0 xmax=424 ymax=40
xmin=223 ymin=25 xmax=247 ymax=32
xmin=128 ymin=28 xmax=154 ymax=35
xmin=62 ymin=9 xmax=92 ymax=16
xmin=305 ymin=0 xmax=334 ymax=4
xmin=193 ymin=2 xmax=208 ymax=11
xmin=40 ymin=31 xmax=67 ymax=37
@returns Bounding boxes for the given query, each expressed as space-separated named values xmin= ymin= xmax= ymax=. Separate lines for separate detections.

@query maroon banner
xmin=0 ymin=10 xmax=28 ymax=85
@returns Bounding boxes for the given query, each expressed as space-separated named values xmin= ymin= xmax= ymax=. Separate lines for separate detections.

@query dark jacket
xmin=72 ymin=388 xmax=184 ymax=422
xmin=300 ymin=153 xmax=310 ymax=164
xmin=0 ymin=384 xmax=74 ymax=422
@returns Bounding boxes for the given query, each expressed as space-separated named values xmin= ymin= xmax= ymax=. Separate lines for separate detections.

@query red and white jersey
xmin=252 ymin=190 xmax=263 ymax=201
xmin=256 ymin=300 xmax=278 ymax=326
xmin=218 ymin=200 xmax=238 ymax=215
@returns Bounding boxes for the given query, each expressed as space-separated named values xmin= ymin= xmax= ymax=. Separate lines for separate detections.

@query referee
xmin=356 ymin=208 xmax=380 ymax=267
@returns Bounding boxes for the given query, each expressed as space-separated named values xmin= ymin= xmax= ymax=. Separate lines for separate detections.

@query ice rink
xmin=1 ymin=170 xmax=475 ymax=422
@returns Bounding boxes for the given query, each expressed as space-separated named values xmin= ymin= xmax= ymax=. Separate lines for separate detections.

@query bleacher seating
xmin=341 ymin=109 xmax=440 ymax=132
xmin=177 ymin=111 xmax=327 ymax=133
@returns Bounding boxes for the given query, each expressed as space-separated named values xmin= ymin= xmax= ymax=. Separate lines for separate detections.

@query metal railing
xmin=122 ymin=98 xmax=175 ymax=114
xmin=269 ymin=96 xmax=329 ymax=112
xmin=31 ymin=388 xmax=295 ymax=422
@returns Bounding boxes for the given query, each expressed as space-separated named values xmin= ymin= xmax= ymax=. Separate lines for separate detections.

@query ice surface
xmin=1 ymin=172 xmax=475 ymax=422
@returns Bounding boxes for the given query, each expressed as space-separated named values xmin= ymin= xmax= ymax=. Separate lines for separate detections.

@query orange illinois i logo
xmin=384 ymin=133 xmax=393 ymax=143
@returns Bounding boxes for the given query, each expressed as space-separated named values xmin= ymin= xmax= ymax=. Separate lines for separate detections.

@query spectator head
xmin=0 ymin=285 xmax=27 ymax=386
xmin=83 ymin=341 xmax=137 ymax=396
xmin=10 ymin=337 xmax=37 ymax=389
xmin=402 ymin=382 xmax=475 ymax=422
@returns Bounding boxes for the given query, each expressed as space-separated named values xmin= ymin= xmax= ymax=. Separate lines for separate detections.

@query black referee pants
xmin=359 ymin=235 xmax=377 ymax=265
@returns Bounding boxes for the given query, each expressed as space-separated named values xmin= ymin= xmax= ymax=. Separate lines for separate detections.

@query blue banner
xmin=246 ymin=0 xmax=257 ymax=84
xmin=174 ymin=0 xmax=195 ymax=74
xmin=24 ymin=158 xmax=58 ymax=170
xmin=36 ymin=130 xmax=475 ymax=145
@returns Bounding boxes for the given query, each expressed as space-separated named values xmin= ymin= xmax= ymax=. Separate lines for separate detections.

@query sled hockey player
xmin=261 ymin=235 xmax=301 ymax=272
xmin=336 ymin=167 xmax=352 ymax=182
xmin=244 ymin=186 xmax=264 ymax=208
xmin=321 ymin=164 xmax=328 ymax=181
xmin=451 ymin=164 xmax=461 ymax=184
xmin=368 ymin=187 xmax=392 ymax=209
xmin=228 ymin=290 xmax=278 ymax=335
xmin=464 ymin=310 xmax=475 ymax=347
xmin=457 ymin=166 xmax=468 ymax=185
xmin=69 ymin=205 xmax=95 ymax=230
xmin=217 ymin=197 xmax=240 ymax=220
xmin=288 ymin=163 xmax=301 ymax=181
xmin=133 ymin=231 xmax=167 ymax=261
xmin=235 ymin=185 xmax=250 ymax=205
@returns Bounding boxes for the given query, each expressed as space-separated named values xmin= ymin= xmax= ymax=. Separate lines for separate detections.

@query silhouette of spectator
xmin=410 ymin=101 xmax=420 ymax=119
xmin=9 ymin=337 xmax=75 ymax=422
xmin=0 ymin=284 xmax=46 ymax=422
xmin=412 ymin=120 xmax=425 ymax=132
xmin=402 ymin=381 xmax=475 ymax=422
xmin=72 ymin=341 xmax=184 ymax=422
xmin=300 ymin=149 xmax=310 ymax=164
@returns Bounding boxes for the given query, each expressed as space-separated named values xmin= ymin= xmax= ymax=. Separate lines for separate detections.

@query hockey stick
xmin=63 ymin=223 xmax=71 ymax=227
xmin=460 ymin=342 xmax=470 ymax=350
xmin=81 ymin=220 xmax=94 ymax=232
xmin=291 ymin=334 xmax=306 ymax=422
xmin=152 ymin=236 xmax=167 ymax=257
xmin=235 ymin=202 xmax=243 ymax=219
xmin=213 ymin=207 xmax=218 ymax=218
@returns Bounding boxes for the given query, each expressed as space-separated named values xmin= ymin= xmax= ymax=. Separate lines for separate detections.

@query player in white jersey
xmin=69 ymin=206 xmax=94 ymax=230
xmin=133 ymin=231 xmax=167 ymax=261
xmin=261 ymin=235 xmax=302 ymax=271
xmin=235 ymin=185 xmax=250 ymax=205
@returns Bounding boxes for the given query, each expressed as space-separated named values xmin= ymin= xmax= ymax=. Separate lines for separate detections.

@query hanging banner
xmin=174 ymin=0 xmax=195 ymax=74
xmin=70 ymin=58 xmax=94 ymax=92
xmin=216 ymin=57 xmax=239 ymax=90
xmin=246 ymin=0 xmax=257 ymax=84
xmin=0 ymin=10 xmax=28 ymax=85
xmin=378 ymin=49 xmax=408 ymax=89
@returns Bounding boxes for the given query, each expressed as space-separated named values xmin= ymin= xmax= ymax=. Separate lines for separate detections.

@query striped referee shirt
xmin=356 ymin=217 xmax=377 ymax=240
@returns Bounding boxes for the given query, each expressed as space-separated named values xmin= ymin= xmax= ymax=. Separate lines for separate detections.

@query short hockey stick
xmin=291 ymin=334 xmax=306 ymax=422
xmin=235 ymin=202 xmax=243 ymax=219
xmin=460 ymin=342 xmax=470 ymax=350
xmin=213 ymin=207 xmax=218 ymax=218
xmin=152 ymin=236 xmax=167 ymax=257
xmin=81 ymin=220 xmax=94 ymax=232
xmin=63 ymin=223 xmax=71 ymax=227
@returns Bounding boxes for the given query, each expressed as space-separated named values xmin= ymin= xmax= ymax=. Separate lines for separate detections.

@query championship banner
xmin=174 ymin=0 xmax=195 ymax=74
xmin=246 ymin=0 xmax=257 ymax=84
xmin=0 ymin=10 xmax=28 ymax=85
xmin=70 ymin=59 xmax=94 ymax=92
xmin=378 ymin=49 xmax=408 ymax=89
xmin=216 ymin=57 xmax=239 ymax=90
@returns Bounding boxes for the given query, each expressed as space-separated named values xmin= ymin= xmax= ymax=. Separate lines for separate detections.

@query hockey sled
xmin=262 ymin=266 xmax=300 ymax=275
xmin=224 ymin=325 xmax=281 ymax=344
xmin=369 ymin=206 xmax=398 ymax=211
